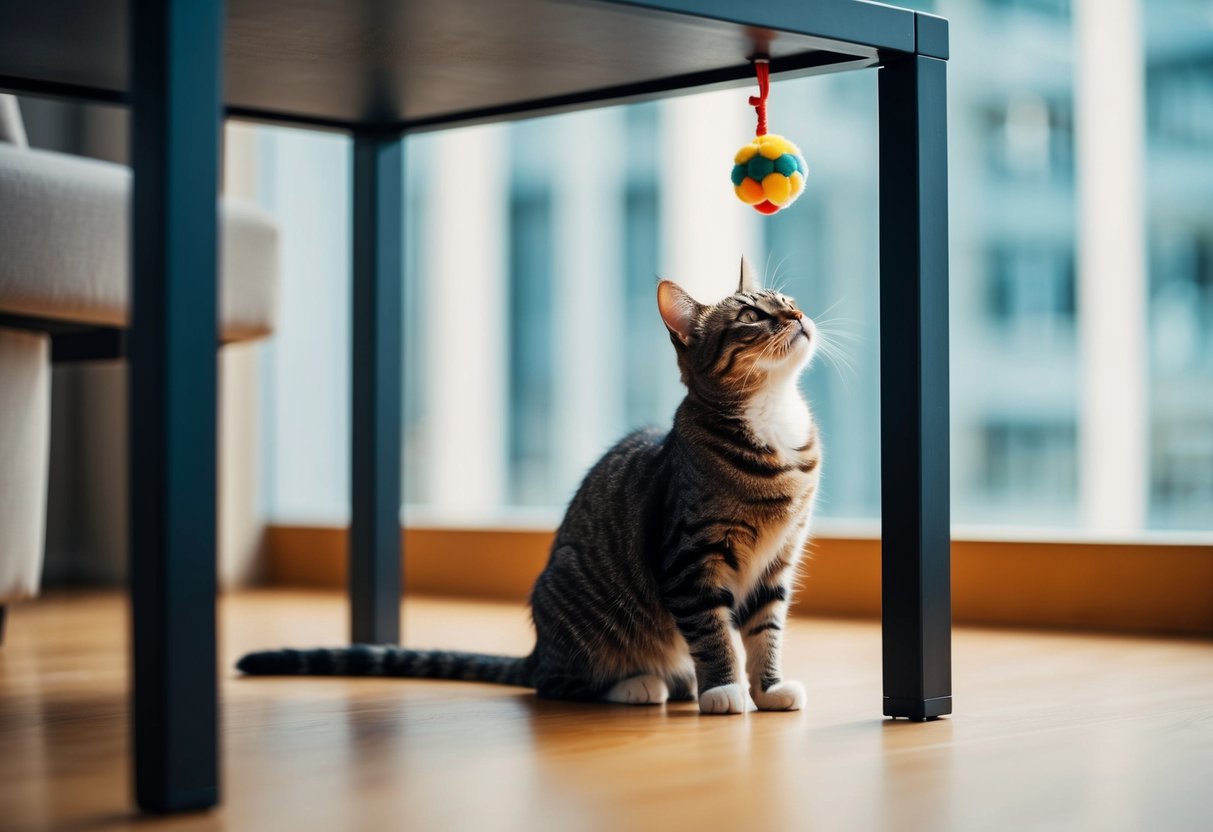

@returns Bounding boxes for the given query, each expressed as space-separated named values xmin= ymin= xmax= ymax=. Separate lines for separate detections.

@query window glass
xmin=1145 ymin=0 xmax=1213 ymax=530
xmin=255 ymin=0 xmax=1211 ymax=534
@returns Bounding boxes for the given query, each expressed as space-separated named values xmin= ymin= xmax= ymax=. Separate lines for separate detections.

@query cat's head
xmin=657 ymin=257 xmax=817 ymax=401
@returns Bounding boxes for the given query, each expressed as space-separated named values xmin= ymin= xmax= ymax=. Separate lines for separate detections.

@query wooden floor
xmin=2 ymin=592 xmax=1211 ymax=832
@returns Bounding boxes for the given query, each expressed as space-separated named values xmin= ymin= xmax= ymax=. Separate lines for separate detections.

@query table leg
xmin=350 ymin=131 xmax=405 ymax=645
xmin=128 ymin=0 xmax=224 ymax=811
xmin=877 ymin=53 xmax=952 ymax=721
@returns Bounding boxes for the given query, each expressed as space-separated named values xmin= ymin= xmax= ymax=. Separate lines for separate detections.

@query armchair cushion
xmin=0 ymin=143 xmax=278 ymax=341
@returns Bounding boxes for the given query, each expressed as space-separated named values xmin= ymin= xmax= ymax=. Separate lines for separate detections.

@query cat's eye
xmin=738 ymin=308 xmax=763 ymax=324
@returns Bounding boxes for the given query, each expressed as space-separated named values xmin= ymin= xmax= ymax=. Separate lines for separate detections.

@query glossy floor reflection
xmin=2 ymin=591 xmax=1210 ymax=830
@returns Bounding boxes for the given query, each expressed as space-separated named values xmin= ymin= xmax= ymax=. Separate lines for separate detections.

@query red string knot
xmin=748 ymin=58 xmax=770 ymax=136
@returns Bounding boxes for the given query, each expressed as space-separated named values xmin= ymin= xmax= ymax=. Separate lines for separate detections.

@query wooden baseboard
xmin=265 ymin=525 xmax=1213 ymax=636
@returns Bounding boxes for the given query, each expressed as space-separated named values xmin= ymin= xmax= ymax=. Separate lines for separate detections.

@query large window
xmin=254 ymin=0 xmax=1212 ymax=535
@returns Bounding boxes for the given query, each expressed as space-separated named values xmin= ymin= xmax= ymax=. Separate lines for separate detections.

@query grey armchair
xmin=0 ymin=94 xmax=279 ymax=631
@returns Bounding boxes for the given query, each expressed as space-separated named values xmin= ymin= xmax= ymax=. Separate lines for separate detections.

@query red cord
xmin=749 ymin=59 xmax=770 ymax=136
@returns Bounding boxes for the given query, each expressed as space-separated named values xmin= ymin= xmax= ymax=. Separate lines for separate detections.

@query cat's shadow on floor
xmin=503 ymin=689 xmax=893 ymax=744
xmin=506 ymin=690 xmax=840 ymax=729
xmin=508 ymin=690 xmax=710 ymax=724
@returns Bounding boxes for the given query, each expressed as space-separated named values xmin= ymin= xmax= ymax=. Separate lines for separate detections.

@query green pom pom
xmin=730 ymin=163 xmax=748 ymax=186
xmin=795 ymin=154 xmax=807 ymax=174
xmin=747 ymin=155 xmax=775 ymax=181
xmin=774 ymin=154 xmax=798 ymax=176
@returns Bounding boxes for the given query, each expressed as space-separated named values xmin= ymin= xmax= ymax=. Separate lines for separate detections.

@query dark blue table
xmin=0 ymin=0 xmax=951 ymax=813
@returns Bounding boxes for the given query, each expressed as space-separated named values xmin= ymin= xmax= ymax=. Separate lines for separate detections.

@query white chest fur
xmin=742 ymin=379 xmax=811 ymax=457
xmin=732 ymin=377 xmax=817 ymax=597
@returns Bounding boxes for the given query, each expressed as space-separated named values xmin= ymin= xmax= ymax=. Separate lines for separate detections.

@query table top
xmin=0 ymin=0 xmax=927 ymax=132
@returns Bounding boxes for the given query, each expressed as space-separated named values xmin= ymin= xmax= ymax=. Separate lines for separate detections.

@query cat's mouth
xmin=785 ymin=319 xmax=813 ymax=347
xmin=773 ymin=319 xmax=815 ymax=368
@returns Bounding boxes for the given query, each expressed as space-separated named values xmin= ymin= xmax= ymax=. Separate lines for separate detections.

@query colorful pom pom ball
xmin=730 ymin=134 xmax=807 ymax=215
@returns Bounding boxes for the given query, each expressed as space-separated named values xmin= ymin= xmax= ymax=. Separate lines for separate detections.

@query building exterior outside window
xmin=255 ymin=0 xmax=1213 ymax=535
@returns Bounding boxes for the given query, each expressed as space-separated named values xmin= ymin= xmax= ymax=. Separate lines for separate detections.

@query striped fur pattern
xmin=236 ymin=646 xmax=532 ymax=686
xmin=238 ymin=258 xmax=821 ymax=715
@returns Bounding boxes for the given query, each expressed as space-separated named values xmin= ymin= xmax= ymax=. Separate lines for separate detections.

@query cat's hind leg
xmin=533 ymin=663 xmax=608 ymax=702
xmin=604 ymin=674 xmax=669 ymax=705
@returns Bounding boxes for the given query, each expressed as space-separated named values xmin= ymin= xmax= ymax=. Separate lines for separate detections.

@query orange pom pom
xmin=734 ymin=177 xmax=765 ymax=205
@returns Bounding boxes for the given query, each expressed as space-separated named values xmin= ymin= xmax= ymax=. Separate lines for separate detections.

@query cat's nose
xmin=779 ymin=308 xmax=803 ymax=322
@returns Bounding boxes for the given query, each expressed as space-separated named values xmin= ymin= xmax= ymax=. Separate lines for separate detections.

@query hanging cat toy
xmin=730 ymin=57 xmax=808 ymax=214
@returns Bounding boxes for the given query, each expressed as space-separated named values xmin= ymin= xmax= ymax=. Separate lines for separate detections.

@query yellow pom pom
xmin=757 ymin=135 xmax=795 ymax=160
xmin=762 ymin=173 xmax=792 ymax=206
xmin=789 ymin=171 xmax=805 ymax=198
xmin=734 ymin=144 xmax=758 ymax=164
xmin=735 ymin=178 xmax=765 ymax=205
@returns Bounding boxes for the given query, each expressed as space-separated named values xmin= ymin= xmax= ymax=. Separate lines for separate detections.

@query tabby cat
xmin=238 ymin=258 xmax=821 ymax=715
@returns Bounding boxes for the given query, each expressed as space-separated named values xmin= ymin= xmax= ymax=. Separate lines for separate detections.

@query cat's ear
xmin=738 ymin=256 xmax=759 ymax=294
xmin=657 ymin=280 xmax=703 ymax=346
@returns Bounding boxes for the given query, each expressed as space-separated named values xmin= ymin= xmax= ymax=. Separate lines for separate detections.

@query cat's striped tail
xmin=236 ymin=646 xmax=534 ymax=687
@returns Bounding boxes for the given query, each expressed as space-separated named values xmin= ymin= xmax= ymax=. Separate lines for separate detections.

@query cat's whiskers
xmin=811 ymin=329 xmax=857 ymax=390
xmin=812 ymin=315 xmax=861 ymax=338
xmin=811 ymin=296 xmax=847 ymax=323
xmin=813 ymin=320 xmax=861 ymax=356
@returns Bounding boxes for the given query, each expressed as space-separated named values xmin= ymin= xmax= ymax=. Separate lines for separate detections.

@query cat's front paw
xmin=752 ymin=680 xmax=806 ymax=711
xmin=698 ymin=683 xmax=755 ymax=715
